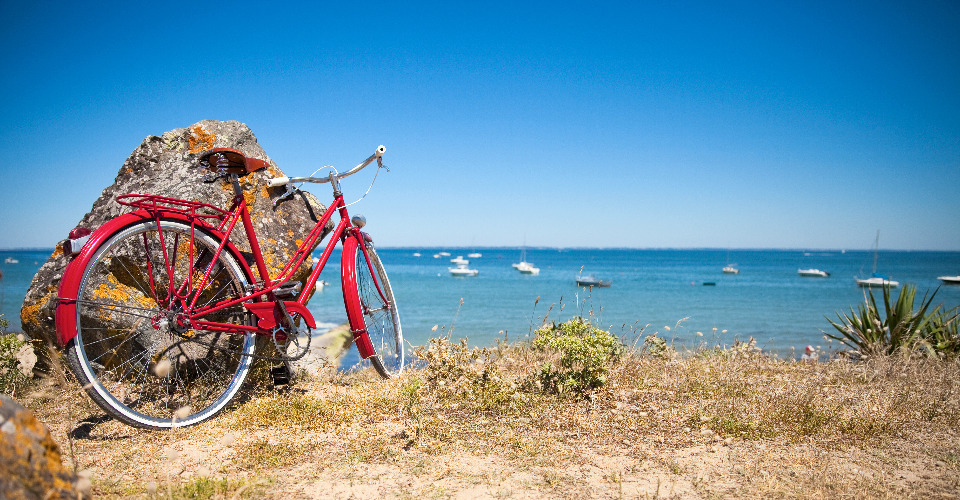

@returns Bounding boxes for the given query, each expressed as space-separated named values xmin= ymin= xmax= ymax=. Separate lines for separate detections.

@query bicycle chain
xmin=175 ymin=324 xmax=316 ymax=363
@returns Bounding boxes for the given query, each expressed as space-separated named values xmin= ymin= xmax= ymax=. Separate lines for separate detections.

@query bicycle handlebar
xmin=268 ymin=145 xmax=386 ymax=187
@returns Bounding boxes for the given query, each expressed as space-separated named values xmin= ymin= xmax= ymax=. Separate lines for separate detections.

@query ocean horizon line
xmin=3 ymin=246 xmax=960 ymax=253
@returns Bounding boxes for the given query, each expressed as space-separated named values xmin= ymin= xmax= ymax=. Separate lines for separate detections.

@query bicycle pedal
xmin=271 ymin=364 xmax=292 ymax=386
xmin=273 ymin=281 xmax=303 ymax=299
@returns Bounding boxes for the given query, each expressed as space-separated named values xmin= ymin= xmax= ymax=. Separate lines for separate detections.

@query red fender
xmin=54 ymin=210 xmax=256 ymax=346
xmin=341 ymin=231 xmax=376 ymax=359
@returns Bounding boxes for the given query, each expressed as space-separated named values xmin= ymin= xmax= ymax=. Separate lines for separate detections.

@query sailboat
xmin=512 ymin=246 xmax=539 ymax=275
xmin=856 ymin=230 xmax=899 ymax=288
xmin=722 ymin=250 xmax=739 ymax=274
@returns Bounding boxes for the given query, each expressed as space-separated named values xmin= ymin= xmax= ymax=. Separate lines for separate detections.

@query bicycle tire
xmin=345 ymin=240 xmax=404 ymax=378
xmin=64 ymin=218 xmax=256 ymax=429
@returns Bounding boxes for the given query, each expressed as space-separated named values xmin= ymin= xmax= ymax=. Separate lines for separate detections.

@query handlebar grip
xmin=375 ymin=145 xmax=386 ymax=157
xmin=267 ymin=176 xmax=290 ymax=187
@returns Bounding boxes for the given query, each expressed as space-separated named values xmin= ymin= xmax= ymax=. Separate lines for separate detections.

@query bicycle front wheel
xmin=65 ymin=218 xmax=256 ymax=429
xmin=346 ymin=241 xmax=404 ymax=378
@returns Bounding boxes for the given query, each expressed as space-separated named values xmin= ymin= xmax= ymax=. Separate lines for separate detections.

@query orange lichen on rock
xmin=91 ymin=275 xmax=154 ymax=322
xmin=243 ymin=189 xmax=257 ymax=209
xmin=20 ymin=286 xmax=57 ymax=330
xmin=0 ymin=395 xmax=81 ymax=499
xmin=188 ymin=125 xmax=216 ymax=153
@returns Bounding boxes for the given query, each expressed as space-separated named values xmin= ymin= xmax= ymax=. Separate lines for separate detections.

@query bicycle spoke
xmin=67 ymin=218 xmax=255 ymax=429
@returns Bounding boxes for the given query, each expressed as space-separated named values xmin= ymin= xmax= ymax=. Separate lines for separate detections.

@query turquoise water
xmin=4 ymin=248 xmax=960 ymax=360
xmin=305 ymin=247 xmax=960 ymax=363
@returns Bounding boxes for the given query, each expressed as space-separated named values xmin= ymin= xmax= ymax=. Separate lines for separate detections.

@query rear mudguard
xmin=54 ymin=210 xmax=257 ymax=346
xmin=340 ymin=230 xmax=376 ymax=359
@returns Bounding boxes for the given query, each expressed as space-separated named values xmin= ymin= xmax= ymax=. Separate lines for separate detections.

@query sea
xmin=3 ymin=248 xmax=960 ymax=362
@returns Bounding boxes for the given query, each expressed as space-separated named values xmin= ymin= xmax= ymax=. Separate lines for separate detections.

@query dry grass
xmin=18 ymin=339 xmax=960 ymax=499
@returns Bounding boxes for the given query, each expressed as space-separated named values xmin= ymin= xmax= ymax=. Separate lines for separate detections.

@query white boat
xmin=798 ymin=268 xmax=830 ymax=278
xmin=450 ymin=256 xmax=469 ymax=265
xmin=856 ymin=231 xmax=898 ymax=288
xmin=438 ymin=251 xmax=451 ymax=257
xmin=938 ymin=275 xmax=960 ymax=285
xmin=722 ymin=265 xmax=739 ymax=274
xmin=516 ymin=261 xmax=540 ymax=275
xmin=857 ymin=276 xmax=899 ymax=288
xmin=468 ymin=252 xmax=482 ymax=259
xmin=412 ymin=252 xmax=421 ymax=257
xmin=512 ymin=247 xmax=536 ymax=273
xmin=577 ymin=275 xmax=611 ymax=287
xmin=4 ymin=257 xmax=18 ymax=264
xmin=449 ymin=264 xmax=478 ymax=277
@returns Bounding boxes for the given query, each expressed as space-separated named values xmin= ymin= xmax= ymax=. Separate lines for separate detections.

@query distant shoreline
xmin=9 ymin=246 xmax=960 ymax=253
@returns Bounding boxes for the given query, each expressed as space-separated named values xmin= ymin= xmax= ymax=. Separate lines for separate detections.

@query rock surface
xmin=0 ymin=394 xmax=86 ymax=499
xmin=21 ymin=120 xmax=332 ymax=351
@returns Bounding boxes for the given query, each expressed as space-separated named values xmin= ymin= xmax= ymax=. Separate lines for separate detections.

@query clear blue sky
xmin=1 ymin=1 xmax=958 ymax=250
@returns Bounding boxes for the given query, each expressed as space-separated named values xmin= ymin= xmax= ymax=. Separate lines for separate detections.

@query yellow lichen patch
xmin=261 ymin=248 xmax=283 ymax=277
xmin=20 ymin=285 xmax=58 ymax=329
xmin=188 ymin=125 xmax=216 ymax=153
xmin=49 ymin=246 xmax=63 ymax=259
xmin=243 ymin=188 xmax=257 ymax=209
xmin=91 ymin=274 xmax=155 ymax=321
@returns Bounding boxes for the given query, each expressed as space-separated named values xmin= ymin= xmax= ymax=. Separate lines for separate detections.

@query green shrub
xmin=0 ymin=315 xmax=37 ymax=396
xmin=643 ymin=334 xmax=670 ymax=358
xmin=532 ymin=317 xmax=623 ymax=397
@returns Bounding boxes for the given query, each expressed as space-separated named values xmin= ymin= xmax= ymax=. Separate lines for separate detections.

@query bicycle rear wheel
xmin=65 ymin=218 xmax=256 ymax=429
xmin=346 ymin=241 xmax=404 ymax=378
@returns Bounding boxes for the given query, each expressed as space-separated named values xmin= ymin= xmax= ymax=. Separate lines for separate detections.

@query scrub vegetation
xmin=13 ymin=313 xmax=960 ymax=498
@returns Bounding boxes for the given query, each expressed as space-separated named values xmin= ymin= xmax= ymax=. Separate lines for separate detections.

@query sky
xmin=0 ymin=1 xmax=958 ymax=251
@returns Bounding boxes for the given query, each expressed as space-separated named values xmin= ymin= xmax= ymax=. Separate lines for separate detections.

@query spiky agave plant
xmin=917 ymin=303 xmax=960 ymax=357
xmin=827 ymin=284 xmax=942 ymax=356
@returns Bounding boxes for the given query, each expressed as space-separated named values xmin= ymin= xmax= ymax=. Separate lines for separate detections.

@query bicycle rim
xmin=66 ymin=218 xmax=256 ymax=429
xmin=353 ymin=244 xmax=404 ymax=377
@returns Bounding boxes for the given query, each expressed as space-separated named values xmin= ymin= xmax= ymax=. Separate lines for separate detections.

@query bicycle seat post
xmin=228 ymin=173 xmax=243 ymax=197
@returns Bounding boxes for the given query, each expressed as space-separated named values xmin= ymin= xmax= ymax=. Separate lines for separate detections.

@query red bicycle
xmin=55 ymin=145 xmax=403 ymax=429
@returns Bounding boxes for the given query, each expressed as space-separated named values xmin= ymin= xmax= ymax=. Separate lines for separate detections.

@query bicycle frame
xmin=56 ymin=171 xmax=391 ymax=359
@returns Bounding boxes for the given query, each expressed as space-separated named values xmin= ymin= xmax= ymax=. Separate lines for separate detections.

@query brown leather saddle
xmin=198 ymin=148 xmax=269 ymax=175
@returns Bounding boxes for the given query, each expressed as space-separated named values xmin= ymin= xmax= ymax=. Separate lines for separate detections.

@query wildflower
xmin=15 ymin=344 xmax=36 ymax=377
xmin=220 ymin=432 xmax=237 ymax=447
xmin=154 ymin=359 xmax=172 ymax=377
xmin=173 ymin=406 xmax=192 ymax=421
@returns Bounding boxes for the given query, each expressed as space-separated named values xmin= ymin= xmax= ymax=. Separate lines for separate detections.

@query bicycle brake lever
xmin=273 ymin=185 xmax=297 ymax=207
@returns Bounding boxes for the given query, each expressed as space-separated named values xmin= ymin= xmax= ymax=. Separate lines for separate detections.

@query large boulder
xmin=21 ymin=120 xmax=331 ymax=350
xmin=0 ymin=394 xmax=87 ymax=499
